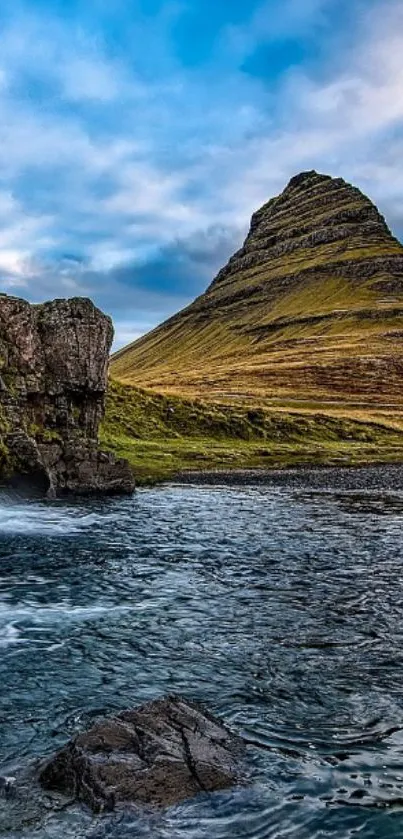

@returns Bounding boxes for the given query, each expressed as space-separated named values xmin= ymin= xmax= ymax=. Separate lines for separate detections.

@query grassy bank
xmin=101 ymin=381 xmax=403 ymax=485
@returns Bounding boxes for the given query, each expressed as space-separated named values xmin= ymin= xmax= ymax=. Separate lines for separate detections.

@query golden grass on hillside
xmin=111 ymin=266 xmax=403 ymax=404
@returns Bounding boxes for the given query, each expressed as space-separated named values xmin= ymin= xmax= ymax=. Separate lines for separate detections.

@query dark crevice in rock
xmin=179 ymin=726 xmax=208 ymax=793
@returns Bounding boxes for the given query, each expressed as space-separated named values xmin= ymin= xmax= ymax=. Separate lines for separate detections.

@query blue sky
xmin=0 ymin=0 xmax=402 ymax=348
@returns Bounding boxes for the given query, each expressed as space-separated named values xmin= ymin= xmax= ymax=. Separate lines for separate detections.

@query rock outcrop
xmin=39 ymin=696 xmax=245 ymax=811
xmin=210 ymin=170 xmax=403 ymax=295
xmin=111 ymin=171 xmax=403 ymax=407
xmin=0 ymin=294 xmax=134 ymax=495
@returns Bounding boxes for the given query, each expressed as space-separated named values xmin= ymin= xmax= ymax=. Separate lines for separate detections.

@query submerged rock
xmin=39 ymin=696 xmax=245 ymax=811
xmin=0 ymin=294 xmax=134 ymax=495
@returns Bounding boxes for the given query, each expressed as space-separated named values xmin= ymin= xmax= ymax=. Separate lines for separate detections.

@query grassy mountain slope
xmin=101 ymin=381 xmax=403 ymax=484
xmin=106 ymin=171 xmax=403 ymax=482
xmin=111 ymin=171 xmax=403 ymax=416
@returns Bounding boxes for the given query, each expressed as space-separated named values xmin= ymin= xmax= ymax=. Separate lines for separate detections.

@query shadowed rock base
xmin=39 ymin=696 xmax=245 ymax=811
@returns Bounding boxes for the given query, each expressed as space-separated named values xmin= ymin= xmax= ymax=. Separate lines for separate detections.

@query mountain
xmin=111 ymin=171 xmax=403 ymax=413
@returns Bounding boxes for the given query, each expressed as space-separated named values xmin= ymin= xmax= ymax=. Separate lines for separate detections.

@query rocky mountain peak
xmin=211 ymin=172 xmax=395 ymax=293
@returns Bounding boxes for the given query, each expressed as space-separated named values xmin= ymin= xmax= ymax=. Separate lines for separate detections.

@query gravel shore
xmin=174 ymin=463 xmax=403 ymax=491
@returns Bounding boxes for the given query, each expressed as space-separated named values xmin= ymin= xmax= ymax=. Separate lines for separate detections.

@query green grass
xmin=101 ymin=381 xmax=403 ymax=485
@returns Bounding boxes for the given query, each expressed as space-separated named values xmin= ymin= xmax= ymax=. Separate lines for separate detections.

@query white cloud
xmin=0 ymin=190 xmax=56 ymax=286
xmin=88 ymin=245 xmax=143 ymax=272
xmin=221 ymin=0 xmax=335 ymax=62
xmin=112 ymin=321 xmax=157 ymax=351
xmin=0 ymin=0 xmax=402 ymax=341
xmin=210 ymin=0 xmax=403 ymax=227
xmin=0 ymin=11 xmax=145 ymax=104
xmin=0 ymin=251 xmax=28 ymax=281
xmin=60 ymin=56 xmax=129 ymax=102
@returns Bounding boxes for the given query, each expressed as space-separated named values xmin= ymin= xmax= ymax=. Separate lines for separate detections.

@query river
xmin=1 ymin=468 xmax=403 ymax=837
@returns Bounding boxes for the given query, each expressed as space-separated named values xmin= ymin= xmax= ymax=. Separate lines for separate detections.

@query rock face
xmin=0 ymin=295 xmax=134 ymax=495
xmin=111 ymin=171 xmax=403 ymax=407
xmin=210 ymin=170 xmax=402 ymax=292
xmin=39 ymin=696 xmax=245 ymax=811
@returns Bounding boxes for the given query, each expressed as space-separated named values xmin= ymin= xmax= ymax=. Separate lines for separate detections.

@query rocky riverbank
xmin=174 ymin=463 xmax=403 ymax=489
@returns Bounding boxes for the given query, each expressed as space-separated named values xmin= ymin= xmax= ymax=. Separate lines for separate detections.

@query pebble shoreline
xmin=174 ymin=463 xmax=403 ymax=490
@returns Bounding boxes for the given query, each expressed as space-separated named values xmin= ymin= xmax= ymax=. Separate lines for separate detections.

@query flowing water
xmin=2 ymin=468 xmax=403 ymax=838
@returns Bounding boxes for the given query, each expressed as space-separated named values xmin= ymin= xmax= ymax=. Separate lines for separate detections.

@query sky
xmin=0 ymin=0 xmax=402 ymax=349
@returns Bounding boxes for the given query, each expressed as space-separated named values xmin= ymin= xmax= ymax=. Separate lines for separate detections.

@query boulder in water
xmin=39 ymin=696 xmax=245 ymax=812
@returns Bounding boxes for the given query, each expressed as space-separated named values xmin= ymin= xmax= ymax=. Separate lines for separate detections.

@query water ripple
xmin=1 ymin=473 xmax=403 ymax=837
